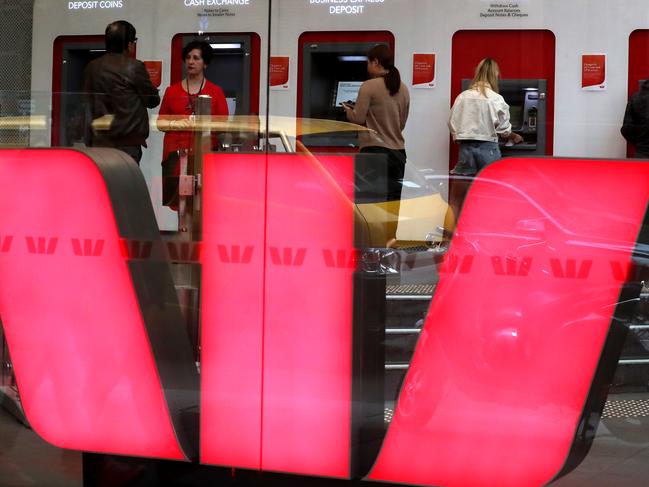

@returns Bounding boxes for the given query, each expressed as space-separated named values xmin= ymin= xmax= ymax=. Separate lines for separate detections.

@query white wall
xmin=269 ymin=0 xmax=649 ymax=166
xmin=31 ymin=0 xmax=649 ymax=226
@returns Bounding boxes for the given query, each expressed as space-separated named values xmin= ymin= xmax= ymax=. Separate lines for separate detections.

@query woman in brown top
xmin=343 ymin=45 xmax=410 ymax=200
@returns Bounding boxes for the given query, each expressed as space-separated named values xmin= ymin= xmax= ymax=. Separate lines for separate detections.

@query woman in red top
xmin=158 ymin=40 xmax=229 ymax=206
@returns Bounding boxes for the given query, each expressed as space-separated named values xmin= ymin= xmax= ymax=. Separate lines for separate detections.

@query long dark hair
xmin=368 ymin=45 xmax=401 ymax=96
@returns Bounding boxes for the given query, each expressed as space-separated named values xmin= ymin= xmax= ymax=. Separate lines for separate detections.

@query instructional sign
xmin=412 ymin=53 xmax=436 ymax=89
xmin=67 ymin=0 xmax=124 ymax=9
xmin=582 ymin=54 xmax=606 ymax=91
xmin=270 ymin=56 xmax=290 ymax=90
xmin=479 ymin=1 xmax=529 ymax=19
xmin=183 ymin=0 xmax=252 ymax=19
xmin=309 ymin=0 xmax=387 ymax=16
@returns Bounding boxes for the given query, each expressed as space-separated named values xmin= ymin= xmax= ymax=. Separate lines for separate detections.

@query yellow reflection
xmin=0 ymin=116 xmax=47 ymax=130
xmin=93 ymin=114 xmax=373 ymax=138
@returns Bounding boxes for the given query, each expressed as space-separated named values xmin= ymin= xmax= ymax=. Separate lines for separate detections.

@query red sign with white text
xmin=582 ymin=54 xmax=606 ymax=90
xmin=412 ymin=53 xmax=436 ymax=88
xmin=270 ymin=56 xmax=290 ymax=90
xmin=143 ymin=60 xmax=163 ymax=88
xmin=0 ymin=149 xmax=648 ymax=486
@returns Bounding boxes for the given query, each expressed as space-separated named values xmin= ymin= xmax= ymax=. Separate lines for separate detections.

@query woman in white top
xmin=447 ymin=58 xmax=522 ymax=217
xmin=448 ymin=58 xmax=522 ymax=176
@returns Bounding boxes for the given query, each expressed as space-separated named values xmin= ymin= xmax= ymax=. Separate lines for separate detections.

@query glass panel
xmin=0 ymin=1 xmax=648 ymax=486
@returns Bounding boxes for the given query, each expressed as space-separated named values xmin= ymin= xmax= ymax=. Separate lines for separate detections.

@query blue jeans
xmin=453 ymin=141 xmax=501 ymax=175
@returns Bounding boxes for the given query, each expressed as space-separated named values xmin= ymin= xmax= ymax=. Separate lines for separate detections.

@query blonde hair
xmin=470 ymin=58 xmax=500 ymax=97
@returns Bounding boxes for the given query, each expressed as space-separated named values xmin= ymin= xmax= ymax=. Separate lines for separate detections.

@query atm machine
xmin=171 ymin=33 xmax=261 ymax=116
xmin=52 ymin=35 xmax=105 ymax=147
xmin=298 ymin=31 xmax=394 ymax=150
xmin=461 ymin=78 xmax=548 ymax=156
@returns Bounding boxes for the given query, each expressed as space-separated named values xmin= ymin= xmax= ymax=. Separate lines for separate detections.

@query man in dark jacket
xmin=83 ymin=20 xmax=160 ymax=164
xmin=621 ymin=79 xmax=649 ymax=158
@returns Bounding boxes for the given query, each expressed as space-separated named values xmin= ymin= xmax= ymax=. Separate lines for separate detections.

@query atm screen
xmin=334 ymin=81 xmax=363 ymax=107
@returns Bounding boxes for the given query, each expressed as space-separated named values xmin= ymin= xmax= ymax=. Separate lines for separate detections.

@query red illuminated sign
xmin=201 ymin=154 xmax=355 ymax=476
xmin=369 ymin=158 xmax=649 ymax=486
xmin=0 ymin=149 xmax=647 ymax=486
xmin=0 ymin=149 xmax=197 ymax=461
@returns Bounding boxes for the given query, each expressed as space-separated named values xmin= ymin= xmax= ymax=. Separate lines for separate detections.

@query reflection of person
xmin=83 ymin=20 xmax=160 ymax=164
xmin=621 ymin=79 xmax=649 ymax=158
xmin=157 ymin=41 xmax=229 ymax=161
xmin=448 ymin=58 xmax=522 ymax=216
xmin=449 ymin=58 xmax=523 ymax=176
xmin=343 ymin=45 xmax=410 ymax=201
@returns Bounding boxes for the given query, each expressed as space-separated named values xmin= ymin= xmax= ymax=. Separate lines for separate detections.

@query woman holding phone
xmin=343 ymin=45 xmax=410 ymax=201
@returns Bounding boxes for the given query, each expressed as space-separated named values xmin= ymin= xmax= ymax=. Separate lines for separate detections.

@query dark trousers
xmin=448 ymin=175 xmax=474 ymax=221
xmin=360 ymin=146 xmax=407 ymax=201
xmin=117 ymin=145 xmax=143 ymax=164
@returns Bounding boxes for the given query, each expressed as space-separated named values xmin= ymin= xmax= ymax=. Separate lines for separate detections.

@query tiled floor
xmin=2 ymin=395 xmax=649 ymax=486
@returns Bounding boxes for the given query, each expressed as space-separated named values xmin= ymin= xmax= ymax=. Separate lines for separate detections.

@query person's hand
xmin=510 ymin=132 xmax=524 ymax=144
xmin=170 ymin=118 xmax=194 ymax=130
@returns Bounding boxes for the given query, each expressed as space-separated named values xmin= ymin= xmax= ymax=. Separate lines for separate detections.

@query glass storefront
xmin=0 ymin=1 xmax=648 ymax=486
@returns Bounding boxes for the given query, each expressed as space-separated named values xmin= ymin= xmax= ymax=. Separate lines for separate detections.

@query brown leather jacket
xmin=83 ymin=53 xmax=160 ymax=148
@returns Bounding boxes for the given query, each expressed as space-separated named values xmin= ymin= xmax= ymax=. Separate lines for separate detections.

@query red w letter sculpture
xmin=0 ymin=149 xmax=647 ymax=487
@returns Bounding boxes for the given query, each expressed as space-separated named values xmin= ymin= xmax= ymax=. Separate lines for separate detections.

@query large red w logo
xmin=0 ymin=149 xmax=647 ymax=487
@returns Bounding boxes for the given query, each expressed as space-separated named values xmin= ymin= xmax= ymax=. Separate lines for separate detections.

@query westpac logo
xmin=0 ymin=149 xmax=647 ymax=487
